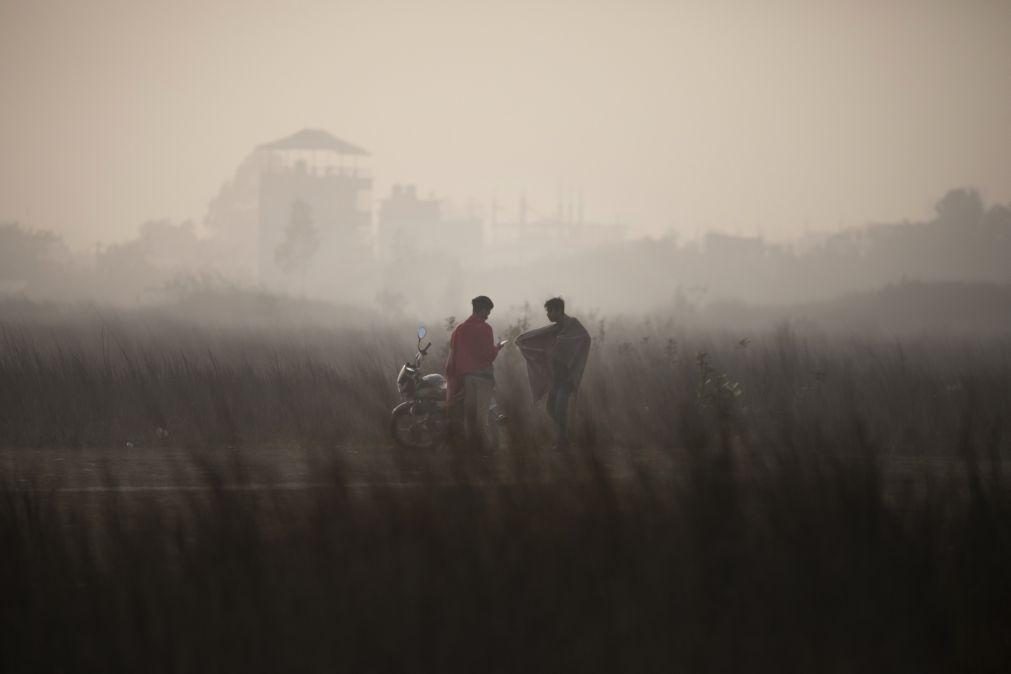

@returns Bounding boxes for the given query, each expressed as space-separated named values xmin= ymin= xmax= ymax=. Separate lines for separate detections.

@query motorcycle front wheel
xmin=390 ymin=403 xmax=443 ymax=449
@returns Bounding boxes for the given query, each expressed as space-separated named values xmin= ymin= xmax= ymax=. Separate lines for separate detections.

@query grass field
xmin=2 ymin=302 xmax=1010 ymax=671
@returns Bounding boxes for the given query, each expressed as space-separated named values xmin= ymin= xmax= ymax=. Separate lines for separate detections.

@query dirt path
xmin=3 ymin=444 xmax=1003 ymax=495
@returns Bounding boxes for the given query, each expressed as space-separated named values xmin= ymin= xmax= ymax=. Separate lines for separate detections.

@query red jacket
xmin=445 ymin=314 xmax=501 ymax=401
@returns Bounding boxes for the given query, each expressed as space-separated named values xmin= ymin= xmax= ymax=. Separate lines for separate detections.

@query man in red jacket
xmin=445 ymin=295 xmax=505 ymax=447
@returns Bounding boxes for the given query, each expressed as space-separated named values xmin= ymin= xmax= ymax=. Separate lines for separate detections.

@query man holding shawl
xmin=516 ymin=297 xmax=591 ymax=449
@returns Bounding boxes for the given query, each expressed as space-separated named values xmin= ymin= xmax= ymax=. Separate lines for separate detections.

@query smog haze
xmin=5 ymin=5 xmax=1011 ymax=668
xmin=3 ymin=0 xmax=1010 ymax=249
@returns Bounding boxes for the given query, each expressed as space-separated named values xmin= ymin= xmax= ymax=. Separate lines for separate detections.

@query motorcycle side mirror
xmin=417 ymin=325 xmax=427 ymax=340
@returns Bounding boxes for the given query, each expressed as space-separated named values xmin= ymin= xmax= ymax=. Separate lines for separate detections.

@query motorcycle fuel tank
xmin=416 ymin=373 xmax=447 ymax=400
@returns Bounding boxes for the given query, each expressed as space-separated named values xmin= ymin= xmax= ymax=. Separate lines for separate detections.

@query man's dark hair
xmin=544 ymin=297 xmax=565 ymax=313
xmin=472 ymin=295 xmax=494 ymax=312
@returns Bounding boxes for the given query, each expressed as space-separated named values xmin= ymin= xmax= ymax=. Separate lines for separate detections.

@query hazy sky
xmin=2 ymin=0 xmax=1009 ymax=249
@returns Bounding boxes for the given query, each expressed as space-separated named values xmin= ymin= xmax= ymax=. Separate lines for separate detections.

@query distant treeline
xmin=524 ymin=188 xmax=1011 ymax=311
xmin=2 ymin=188 xmax=1010 ymax=313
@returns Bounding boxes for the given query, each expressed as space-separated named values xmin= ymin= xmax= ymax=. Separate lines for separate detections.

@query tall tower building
xmin=255 ymin=129 xmax=372 ymax=287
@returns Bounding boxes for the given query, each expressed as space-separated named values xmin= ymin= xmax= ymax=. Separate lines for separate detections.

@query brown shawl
xmin=516 ymin=317 xmax=591 ymax=401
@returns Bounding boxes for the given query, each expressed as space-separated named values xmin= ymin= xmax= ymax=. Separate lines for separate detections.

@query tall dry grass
xmin=1 ymin=303 xmax=1010 ymax=671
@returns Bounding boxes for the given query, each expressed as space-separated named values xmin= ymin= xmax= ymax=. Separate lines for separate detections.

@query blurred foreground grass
xmin=1 ymin=305 xmax=1010 ymax=671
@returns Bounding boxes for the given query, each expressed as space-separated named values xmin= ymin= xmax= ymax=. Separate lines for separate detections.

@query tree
xmin=934 ymin=188 xmax=984 ymax=227
xmin=0 ymin=223 xmax=68 ymax=288
xmin=274 ymin=200 xmax=320 ymax=276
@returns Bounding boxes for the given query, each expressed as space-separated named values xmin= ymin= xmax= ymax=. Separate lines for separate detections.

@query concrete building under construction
xmin=256 ymin=129 xmax=372 ymax=286
xmin=377 ymin=184 xmax=484 ymax=263
xmin=204 ymin=128 xmax=623 ymax=297
xmin=205 ymin=128 xmax=373 ymax=289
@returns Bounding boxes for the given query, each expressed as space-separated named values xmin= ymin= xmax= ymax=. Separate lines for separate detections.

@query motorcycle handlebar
xmin=414 ymin=341 xmax=433 ymax=366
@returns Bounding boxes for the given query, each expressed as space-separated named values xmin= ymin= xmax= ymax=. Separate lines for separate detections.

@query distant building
xmin=377 ymin=184 xmax=440 ymax=261
xmin=256 ymin=129 xmax=372 ymax=287
xmin=205 ymin=128 xmax=373 ymax=289
xmin=204 ymin=128 xmax=626 ymax=292
xmin=377 ymin=184 xmax=483 ymax=262
xmin=486 ymin=193 xmax=626 ymax=266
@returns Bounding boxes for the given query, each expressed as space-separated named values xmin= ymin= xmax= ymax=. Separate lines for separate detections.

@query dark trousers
xmin=463 ymin=375 xmax=494 ymax=449
xmin=546 ymin=380 xmax=573 ymax=446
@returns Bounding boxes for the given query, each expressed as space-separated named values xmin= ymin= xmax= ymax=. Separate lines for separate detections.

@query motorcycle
xmin=390 ymin=326 xmax=505 ymax=450
xmin=390 ymin=326 xmax=447 ymax=449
